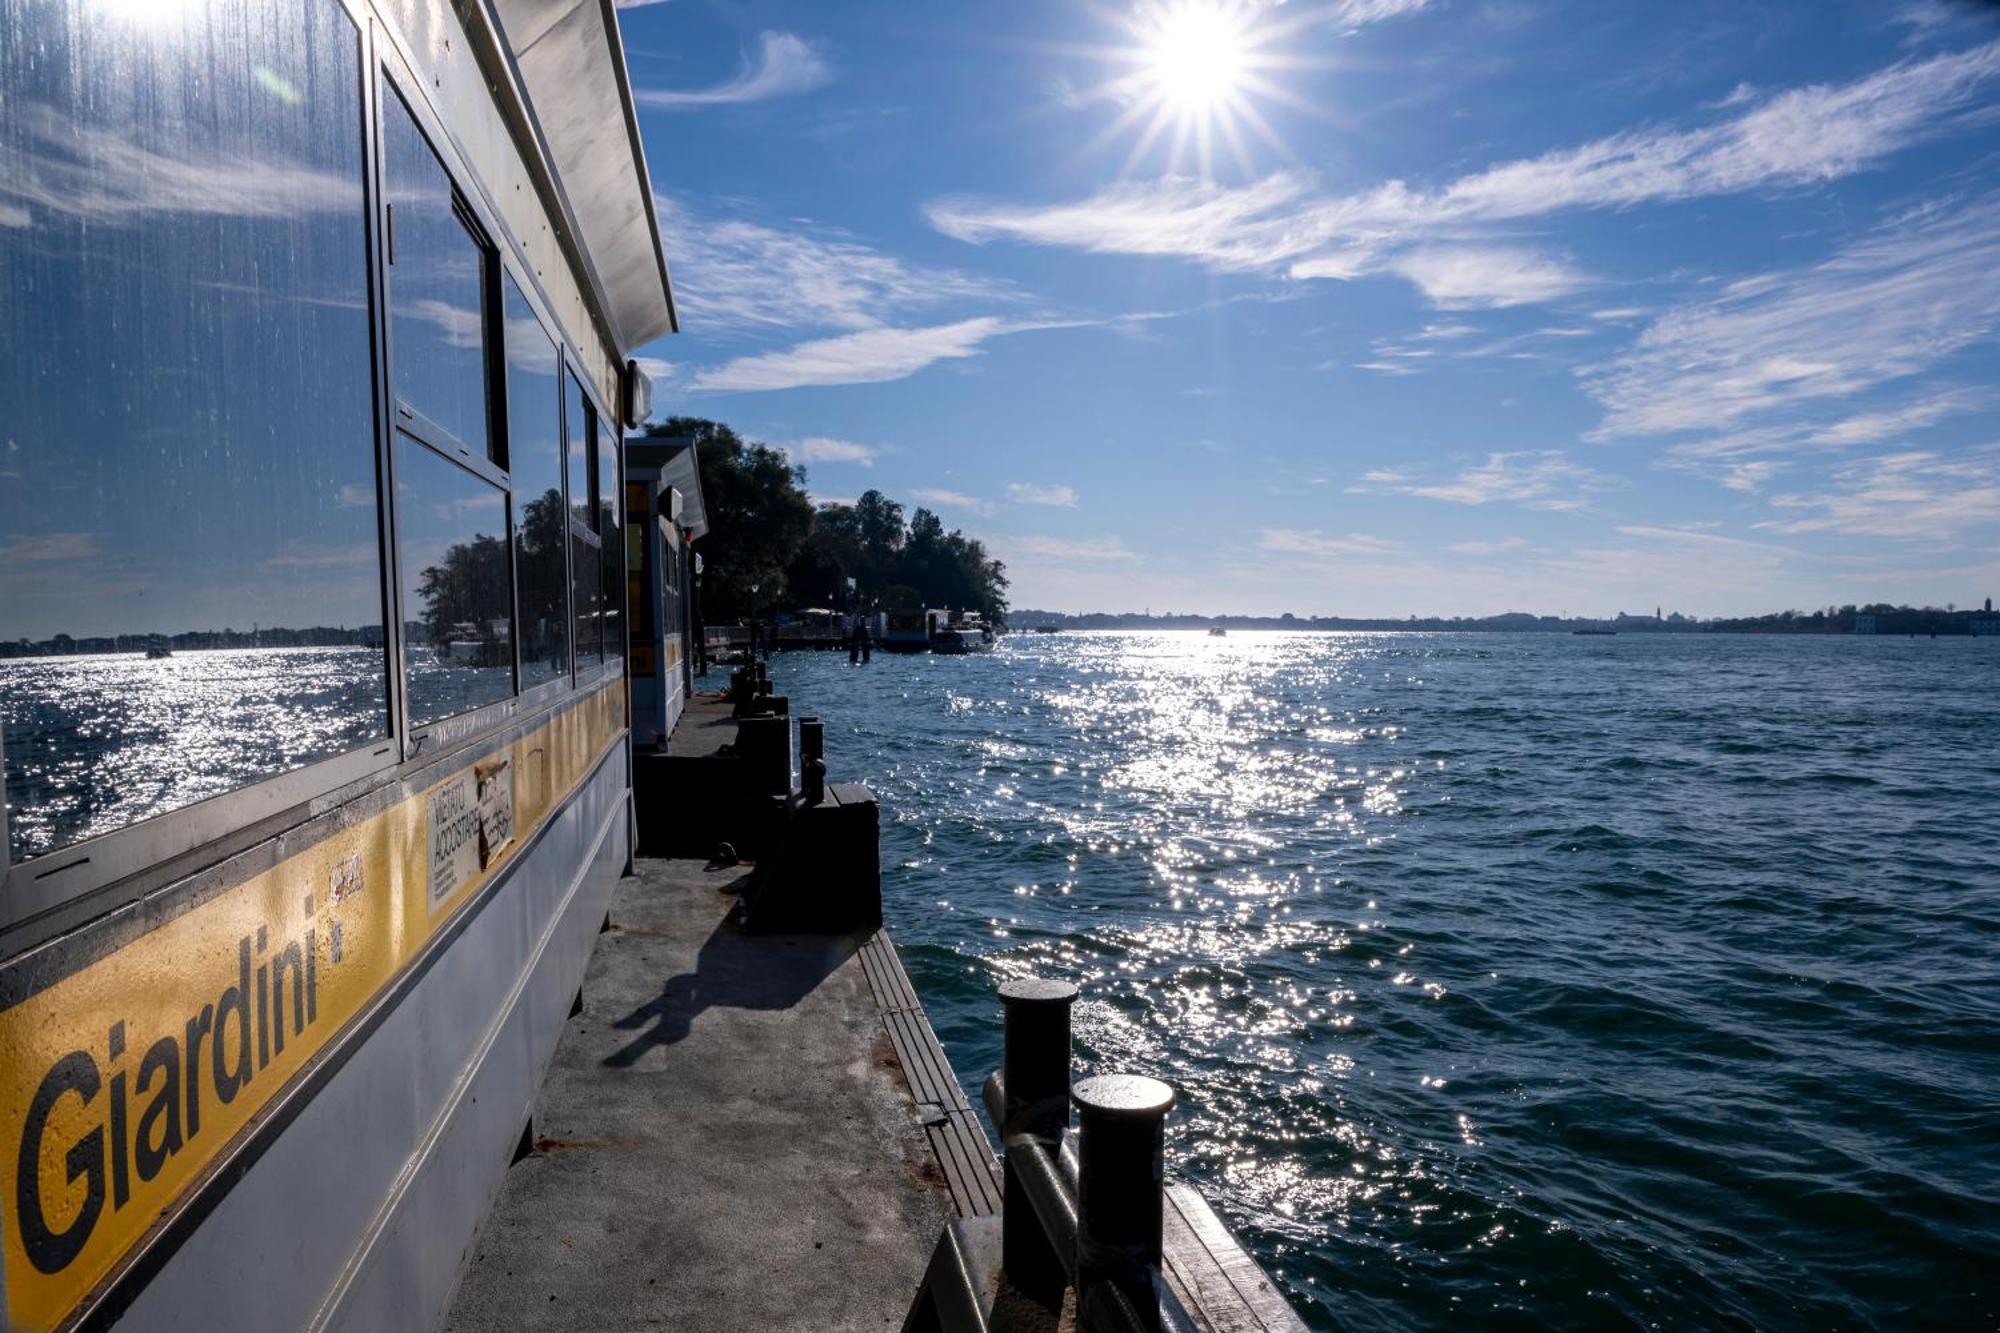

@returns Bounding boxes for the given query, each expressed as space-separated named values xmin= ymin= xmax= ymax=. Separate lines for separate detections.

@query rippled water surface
xmin=771 ymin=632 xmax=1999 ymax=1330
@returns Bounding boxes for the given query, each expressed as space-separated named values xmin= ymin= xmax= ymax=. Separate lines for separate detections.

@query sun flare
xmin=1086 ymin=0 xmax=1306 ymax=177
xmin=1143 ymin=2 xmax=1250 ymax=113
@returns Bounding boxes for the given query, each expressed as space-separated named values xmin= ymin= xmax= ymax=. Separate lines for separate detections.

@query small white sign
xmin=427 ymin=757 xmax=515 ymax=908
xmin=428 ymin=772 xmax=482 ymax=906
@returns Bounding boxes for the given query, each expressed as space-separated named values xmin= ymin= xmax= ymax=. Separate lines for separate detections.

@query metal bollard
xmin=1073 ymin=1074 xmax=1176 ymax=1331
xmin=799 ymin=716 xmax=826 ymax=805
xmin=999 ymin=978 xmax=1078 ymax=1306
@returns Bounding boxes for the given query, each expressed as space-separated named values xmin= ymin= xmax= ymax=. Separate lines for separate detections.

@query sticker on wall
xmin=328 ymin=853 xmax=364 ymax=906
xmin=428 ymin=771 xmax=483 ymax=906
xmin=476 ymin=755 xmax=515 ymax=869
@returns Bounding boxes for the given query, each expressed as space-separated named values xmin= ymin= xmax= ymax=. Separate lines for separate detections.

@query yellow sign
xmin=0 ymin=683 xmax=623 ymax=1331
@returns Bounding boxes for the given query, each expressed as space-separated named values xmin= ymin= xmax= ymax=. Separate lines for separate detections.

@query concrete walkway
xmin=441 ymin=858 xmax=955 ymax=1331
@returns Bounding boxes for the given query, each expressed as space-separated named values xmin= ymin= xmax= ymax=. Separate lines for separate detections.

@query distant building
xmin=1854 ymin=614 xmax=1878 ymax=635
xmin=1971 ymin=614 xmax=2000 ymax=637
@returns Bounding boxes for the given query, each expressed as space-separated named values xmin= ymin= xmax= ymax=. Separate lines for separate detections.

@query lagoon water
xmin=4 ymin=632 xmax=1993 ymax=1327
xmin=773 ymin=631 xmax=1998 ymax=1330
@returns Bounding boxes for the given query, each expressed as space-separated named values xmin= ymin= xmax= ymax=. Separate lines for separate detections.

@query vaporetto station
xmin=0 ymin=0 xmax=680 ymax=1326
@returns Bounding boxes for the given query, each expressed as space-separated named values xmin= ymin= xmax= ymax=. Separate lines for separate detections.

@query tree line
xmin=644 ymin=417 xmax=1009 ymax=626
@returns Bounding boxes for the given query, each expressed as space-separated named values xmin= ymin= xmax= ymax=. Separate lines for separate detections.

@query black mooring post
xmin=998 ymin=977 xmax=1078 ymax=1307
xmin=799 ymin=715 xmax=826 ymax=805
xmin=1073 ymin=1073 xmax=1176 ymax=1331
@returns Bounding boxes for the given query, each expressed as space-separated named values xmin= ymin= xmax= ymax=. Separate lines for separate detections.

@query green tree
xmin=644 ymin=416 xmax=813 ymax=621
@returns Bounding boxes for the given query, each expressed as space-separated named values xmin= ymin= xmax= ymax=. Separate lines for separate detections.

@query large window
xmin=382 ymin=80 xmax=515 ymax=727
xmin=565 ymin=373 xmax=603 ymax=666
xmin=505 ymin=275 xmax=570 ymax=690
xmin=0 ymin=0 xmax=386 ymax=865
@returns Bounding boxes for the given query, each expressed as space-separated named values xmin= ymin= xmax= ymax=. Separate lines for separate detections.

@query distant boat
xmin=932 ymin=613 xmax=996 ymax=655
xmin=1033 ymin=625 xmax=1061 ymax=634
xmin=1572 ymin=629 xmax=1617 ymax=636
xmin=145 ymin=643 xmax=173 ymax=659
xmin=1208 ymin=626 xmax=1227 ymax=637
xmin=881 ymin=608 xmax=943 ymax=654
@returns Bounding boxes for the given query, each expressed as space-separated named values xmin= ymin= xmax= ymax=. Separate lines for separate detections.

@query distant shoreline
xmin=1012 ymin=605 xmax=1997 ymax=636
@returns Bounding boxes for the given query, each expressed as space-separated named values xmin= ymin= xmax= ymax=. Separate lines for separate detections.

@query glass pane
xmin=564 ymin=373 xmax=602 ymax=664
xmin=599 ymin=428 xmax=624 ymax=664
xmin=504 ymin=275 xmax=568 ymax=689
xmin=572 ymin=532 xmax=603 ymax=666
xmin=382 ymin=82 xmax=490 ymax=457
xmin=396 ymin=436 xmax=514 ymax=726
xmin=565 ymin=371 xmax=593 ymax=531
xmin=0 ymin=0 xmax=387 ymax=864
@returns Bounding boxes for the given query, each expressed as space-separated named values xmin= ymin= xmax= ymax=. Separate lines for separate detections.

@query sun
xmin=1143 ymin=2 xmax=1250 ymax=114
xmin=1082 ymin=0 xmax=1309 ymax=178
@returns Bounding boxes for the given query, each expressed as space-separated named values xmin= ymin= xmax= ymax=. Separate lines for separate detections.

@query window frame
xmin=0 ymin=0 xmax=399 ymax=940
xmin=500 ymin=270 xmax=577 ymax=704
xmin=0 ymin=8 xmax=629 ymax=946
xmin=564 ymin=367 xmax=608 ymax=676
xmin=377 ymin=51 xmax=524 ymax=757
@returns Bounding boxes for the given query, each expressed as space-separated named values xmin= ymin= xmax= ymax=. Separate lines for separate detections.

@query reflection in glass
xmin=572 ymin=532 xmax=603 ymax=666
xmin=565 ymin=373 xmax=603 ymax=664
xmin=382 ymin=83 xmax=491 ymax=457
xmin=0 ymin=0 xmax=386 ymax=863
xmin=504 ymin=275 xmax=569 ymax=688
xmin=566 ymin=371 xmax=594 ymax=530
xmin=599 ymin=427 xmax=624 ymax=663
xmin=396 ymin=435 xmax=514 ymax=726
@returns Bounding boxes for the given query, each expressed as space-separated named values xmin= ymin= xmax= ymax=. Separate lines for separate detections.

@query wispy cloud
xmin=926 ymin=41 xmax=2000 ymax=307
xmin=910 ymin=487 xmax=992 ymax=514
xmin=657 ymin=196 xmax=1010 ymax=334
xmin=1008 ymin=482 xmax=1079 ymax=507
xmin=634 ymin=31 xmax=831 ymax=109
xmin=1586 ymin=196 xmax=2000 ymax=438
xmin=1323 ymin=0 xmax=1432 ymax=30
xmin=1 ymin=103 xmax=360 ymax=227
xmin=1614 ymin=524 xmax=1798 ymax=555
xmin=1447 ymin=536 xmax=1530 ymax=556
xmin=1390 ymin=247 xmax=1589 ymax=309
xmin=1350 ymin=450 xmax=1607 ymax=509
xmin=1010 ymin=535 xmax=1137 ymax=562
xmin=1806 ymin=387 xmax=1989 ymax=446
xmin=1259 ymin=529 xmax=1403 ymax=556
xmin=787 ymin=437 xmax=877 ymax=466
xmin=691 ymin=317 xmax=1014 ymax=392
xmin=0 ymin=532 xmax=102 ymax=562
xmin=1757 ymin=448 xmax=2000 ymax=538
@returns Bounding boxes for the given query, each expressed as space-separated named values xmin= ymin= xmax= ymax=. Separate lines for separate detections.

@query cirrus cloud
xmin=925 ymin=40 xmax=2000 ymax=309
xmin=634 ymin=32 xmax=831 ymax=109
xmin=1008 ymin=482 xmax=1079 ymax=507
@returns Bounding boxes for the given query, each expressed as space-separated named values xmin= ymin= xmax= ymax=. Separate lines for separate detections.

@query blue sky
xmin=617 ymin=0 xmax=2000 ymax=617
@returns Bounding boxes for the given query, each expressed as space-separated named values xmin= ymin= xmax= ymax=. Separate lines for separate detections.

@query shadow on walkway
xmin=603 ymin=889 xmax=870 ymax=1067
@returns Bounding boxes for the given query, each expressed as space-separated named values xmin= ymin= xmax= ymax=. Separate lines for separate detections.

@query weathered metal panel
xmin=112 ymin=754 xmax=630 ymax=1331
